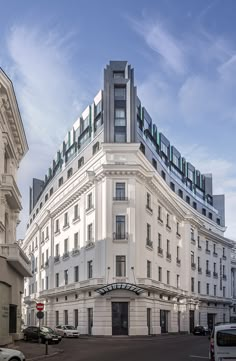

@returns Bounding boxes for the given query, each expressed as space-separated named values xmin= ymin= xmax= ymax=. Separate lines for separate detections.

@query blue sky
xmin=1 ymin=0 xmax=236 ymax=240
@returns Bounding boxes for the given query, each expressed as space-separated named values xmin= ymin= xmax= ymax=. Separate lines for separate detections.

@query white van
xmin=209 ymin=323 xmax=236 ymax=360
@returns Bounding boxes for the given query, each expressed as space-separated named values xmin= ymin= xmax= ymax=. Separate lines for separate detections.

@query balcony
xmin=1 ymin=174 xmax=22 ymax=210
xmin=206 ymin=270 xmax=211 ymax=277
xmin=54 ymin=255 xmax=60 ymax=263
xmin=113 ymin=232 xmax=128 ymax=241
xmin=0 ymin=243 xmax=31 ymax=277
xmin=213 ymin=272 xmax=218 ymax=279
xmin=63 ymin=252 xmax=70 ymax=260
xmin=85 ymin=241 xmax=95 ymax=249
xmin=158 ymin=247 xmax=163 ymax=256
xmin=191 ymin=263 xmax=196 ymax=270
xmin=166 ymin=252 xmax=171 ymax=261
xmin=176 ymin=258 xmax=181 ymax=266
xmin=72 ymin=248 xmax=80 ymax=256
xmin=146 ymin=239 xmax=153 ymax=248
xmin=198 ymin=267 xmax=202 ymax=274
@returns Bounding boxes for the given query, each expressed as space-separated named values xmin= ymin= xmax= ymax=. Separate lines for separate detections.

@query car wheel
xmin=9 ymin=358 xmax=21 ymax=361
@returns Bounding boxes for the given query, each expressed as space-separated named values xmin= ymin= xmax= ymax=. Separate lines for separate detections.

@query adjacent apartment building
xmin=22 ymin=61 xmax=234 ymax=336
xmin=0 ymin=68 xmax=31 ymax=345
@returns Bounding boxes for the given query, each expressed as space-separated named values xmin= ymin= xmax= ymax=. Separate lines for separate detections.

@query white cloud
xmin=4 ymin=25 xmax=91 ymax=238
xmin=129 ymin=17 xmax=187 ymax=74
xmin=131 ymin=15 xmax=236 ymax=241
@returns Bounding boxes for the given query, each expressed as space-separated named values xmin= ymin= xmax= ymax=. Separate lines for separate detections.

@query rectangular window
xmin=114 ymin=126 xmax=126 ymax=143
xmin=116 ymin=256 xmax=126 ymax=277
xmin=158 ymin=267 xmax=162 ymax=282
xmin=177 ymin=246 xmax=180 ymax=260
xmin=170 ymin=182 xmax=175 ymax=191
xmin=74 ymin=233 xmax=79 ymax=249
xmin=64 ymin=270 xmax=68 ymax=285
xmin=167 ymin=239 xmax=170 ymax=254
xmin=55 ymin=244 xmax=59 ymax=257
xmin=177 ymin=275 xmax=180 ymax=288
xmin=41 ymin=253 xmax=44 ymax=267
xmin=93 ymin=142 xmax=99 ymax=155
xmin=88 ymin=261 xmax=93 ymax=279
xmin=167 ymin=271 xmax=170 ymax=285
xmin=55 ymin=219 xmax=59 ymax=233
xmin=198 ymin=281 xmax=201 ymax=294
xmin=206 ymin=260 xmax=209 ymax=272
xmin=78 ymin=156 xmax=84 ymax=169
xmin=166 ymin=214 xmax=170 ymax=228
xmin=147 ymin=193 xmax=151 ymax=209
xmin=55 ymin=273 xmax=59 ymax=287
xmin=147 ymin=223 xmax=151 ymax=242
xmin=74 ymin=205 xmax=79 ymax=219
xmin=116 ymin=215 xmax=125 ymax=239
xmin=64 ymin=213 xmax=68 ymax=227
xmin=207 ymin=283 xmax=209 ymax=295
xmin=59 ymin=177 xmax=63 ymax=187
xmin=152 ymin=158 xmax=157 ymax=169
xmin=114 ymin=86 xmax=126 ymax=100
xmin=158 ymin=233 xmax=162 ymax=249
xmin=55 ymin=311 xmax=59 ymax=326
xmin=113 ymin=71 xmax=125 ymax=79
xmin=206 ymin=240 xmax=209 ymax=251
xmin=64 ymin=310 xmax=68 ymax=325
xmin=50 ymin=187 xmax=53 ymax=196
xmin=214 ymin=285 xmax=217 ymax=296
xmin=191 ymin=251 xmax=194 ymax=265
xmin=64 ymin=239 xmax=68 ymax=254
xmin=87 ymin=193 xmax=93 ymax=210
xmin=191 ymin=277 xmax=194 ymax=292
xmin=115 ymin=108 xmax=126 ymax=126
xmin=74 ymin=266 xmax=79 ymax=282
xmin=158 ymin=206 xmax=162 ymax=221
xmin=115 ymin=183 xmax=125 ymax=200
xmin=147 ymin=260 xmax=151 ymax=278
xmin=67 ymin=168 xmax=73 ymax=179
xmin=186 ymin=196 xmax=190 ymax=204
xmin=87 ymin=224 xmax=93 ymax=242
xmin=46 ymin=276 xmax=48 ymax=290
xmin=223 ymin=286 xmax=226 ymax=297
xmin=46 ymin=249 xmax=48 ymax=263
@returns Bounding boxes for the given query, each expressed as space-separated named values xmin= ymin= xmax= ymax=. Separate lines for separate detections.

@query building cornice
xmin=0 ymin=68 xmax=28 ymax=162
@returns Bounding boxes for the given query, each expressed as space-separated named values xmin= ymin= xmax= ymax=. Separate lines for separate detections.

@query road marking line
xmin=189 ymin=356 xmax=208 ymax=359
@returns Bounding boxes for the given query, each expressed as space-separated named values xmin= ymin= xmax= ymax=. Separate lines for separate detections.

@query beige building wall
xmin=0 ymin=68 xmax=30 ymax=345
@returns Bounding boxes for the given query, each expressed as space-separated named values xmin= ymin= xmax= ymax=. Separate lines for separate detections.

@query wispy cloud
xmin=129 ymin=13 xmax=236 ymax=241
xmin=129 ymin=17 xmax=187 ymax=74
xmin=4 ymin=25 xmax=91 ymax=238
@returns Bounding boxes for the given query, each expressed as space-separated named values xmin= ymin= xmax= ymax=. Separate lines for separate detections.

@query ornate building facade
xmin=22 ymin=61 xmax=233 ymax=336
xmin=0 ymin=68 xmax=30 ymax=345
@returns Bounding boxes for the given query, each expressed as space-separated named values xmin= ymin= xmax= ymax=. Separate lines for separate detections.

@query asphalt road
xmin=53 ymin=334 xmax=210 ymax=361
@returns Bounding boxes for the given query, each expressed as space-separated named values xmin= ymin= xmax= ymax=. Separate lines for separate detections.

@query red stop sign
xmin=36 ymin=303 xmax=44 ymax=311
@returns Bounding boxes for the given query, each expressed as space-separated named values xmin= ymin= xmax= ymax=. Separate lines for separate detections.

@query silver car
xmin=54 ymin=325 xmax=80 ymax=338
xmin=0 ymin=348 xmax=25 ymax=361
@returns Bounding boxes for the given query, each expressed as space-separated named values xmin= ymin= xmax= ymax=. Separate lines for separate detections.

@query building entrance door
xmin=160 ymin=310 xmax=168 ymax=333
xmin=207 ymin=313 xmax=215 ymax=332
xmin=112 ymin=302 xmax=128 ymax=335
xmin=88 ymin=308 xmax=93 ymax=335
xmin=147 ymin=308 xmax=151 ymax=335
xmin=9 ymin=304 xmax=17 ymax=334
xmin=189 ymin=310 xmax=195 ymax=333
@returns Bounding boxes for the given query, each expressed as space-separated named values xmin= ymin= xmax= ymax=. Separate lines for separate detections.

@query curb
xmin=27 ymin=349 xmax=64 ymax=361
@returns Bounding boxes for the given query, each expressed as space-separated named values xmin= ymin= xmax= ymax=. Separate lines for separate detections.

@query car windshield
xmin=41 ymin=327 xmax=54 ymax=333
xmin=217 ymin=329 xmax=236 ymax=347
xmin=65 ymin=326 xmax=76 ymax=330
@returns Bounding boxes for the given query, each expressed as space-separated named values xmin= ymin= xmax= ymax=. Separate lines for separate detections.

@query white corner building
xmin=0 ymin=68 xmax=30 ymax=345
xmin=22 ymin=61 xmax=234 ymax=336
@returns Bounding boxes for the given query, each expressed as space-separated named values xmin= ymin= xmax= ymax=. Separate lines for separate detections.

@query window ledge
xmin=157 ymin=218 xmax=163 ymax=226
xmin=55 ymin=230 xmax=60 ymax=236
xmin=86 ymin=206 xmax=94 ymax=214
xmin=72 ymin=217 xmax=81 ymax=224
xmin=63 ymin=224 xmax=70 ymax=231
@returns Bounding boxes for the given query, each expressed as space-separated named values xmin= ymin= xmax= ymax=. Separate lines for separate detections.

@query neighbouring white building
xmin=22 ymin=61 xmax=234 ymax=336
xmin=0 ymin=68 xmax=31 ymax=345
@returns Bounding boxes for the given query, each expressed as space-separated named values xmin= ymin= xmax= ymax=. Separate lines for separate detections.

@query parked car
xmin=209 ymin=323 xmax=236 ymax=361
xmin=23 ymin=326 xmax=62 ymax=344
xmin=0 ymin=347 xmax=26 ymax=361
xmin=54 ymin=325 xmax=80 ymax=338
xmin=193 ymin=325 xmax=209 ymax=335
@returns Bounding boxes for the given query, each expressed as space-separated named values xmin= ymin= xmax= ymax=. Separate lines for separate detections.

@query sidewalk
xmin=9 ymin=340 xmax=63 ymax=360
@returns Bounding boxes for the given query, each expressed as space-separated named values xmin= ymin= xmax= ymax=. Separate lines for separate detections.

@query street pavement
xmin=52 ymin=334 xmax=209 ymax=361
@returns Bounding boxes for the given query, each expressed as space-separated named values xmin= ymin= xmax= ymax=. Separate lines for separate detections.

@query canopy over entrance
xmin=95 ymin=282 xmax=145 ymax=296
